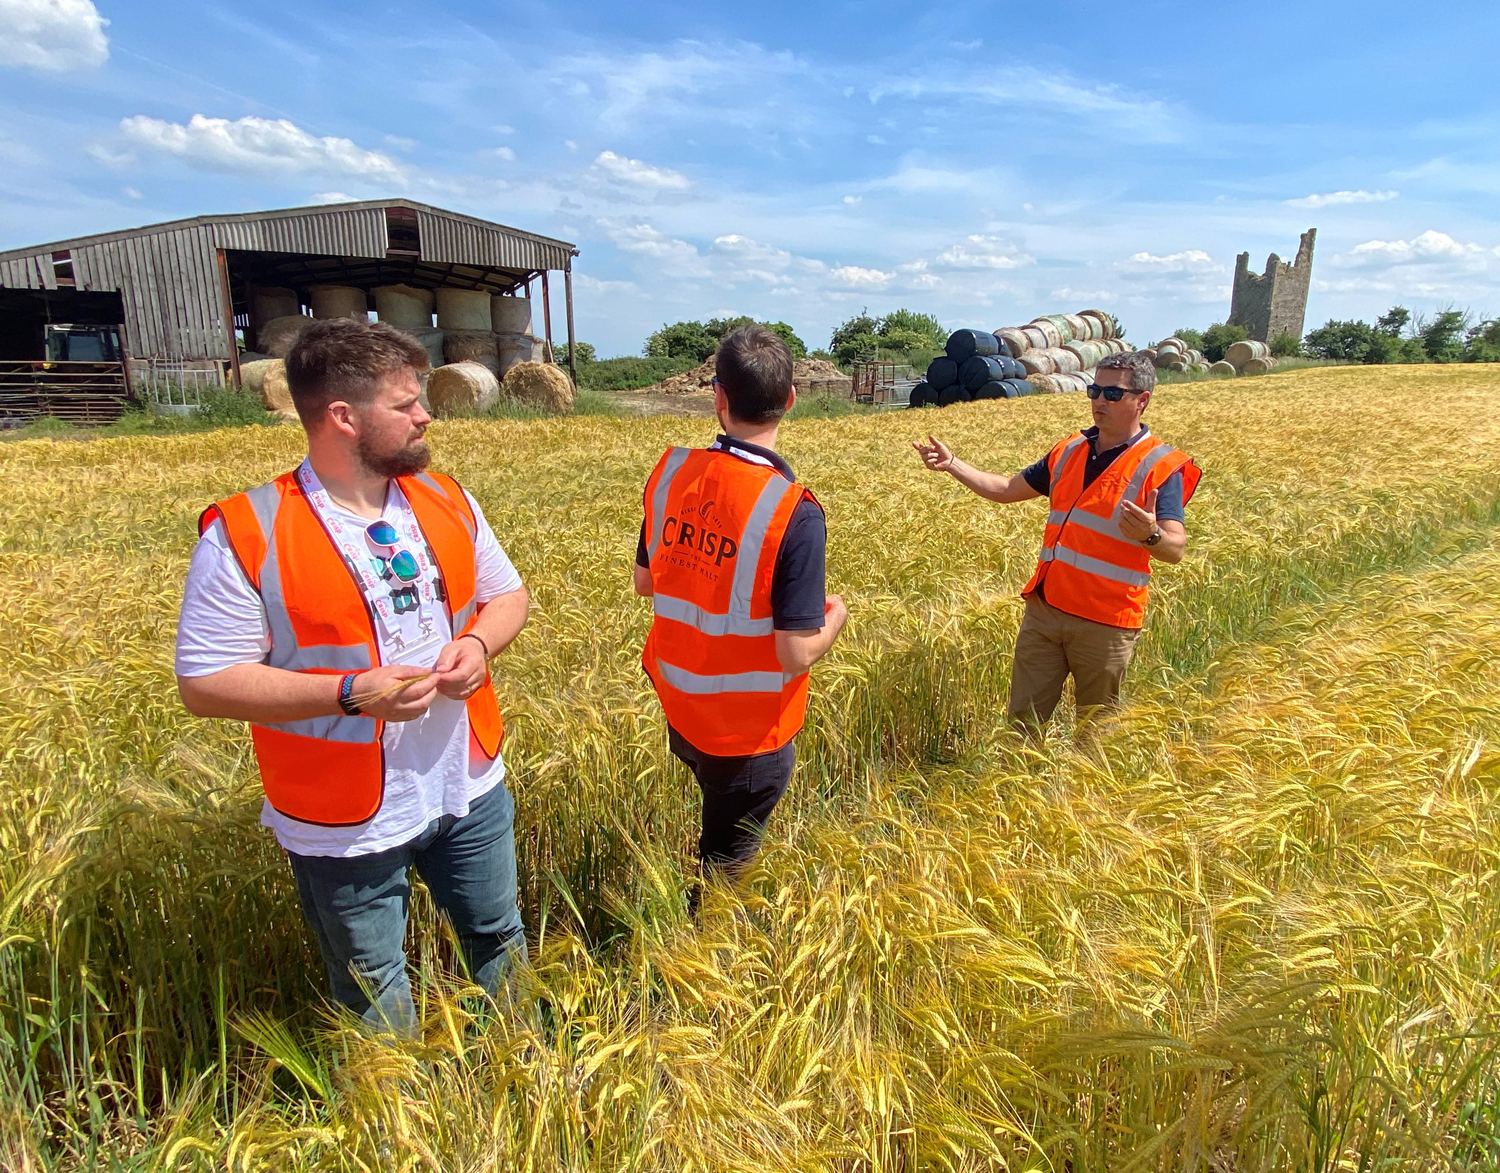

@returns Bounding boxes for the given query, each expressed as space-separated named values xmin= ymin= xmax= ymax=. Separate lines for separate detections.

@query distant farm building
xmin=0 ymin=200 xmax=578 ymax=423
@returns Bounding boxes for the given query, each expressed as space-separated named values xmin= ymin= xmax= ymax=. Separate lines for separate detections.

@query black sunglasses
xmin=1086 ymin=383 xmax=1144 ymax=402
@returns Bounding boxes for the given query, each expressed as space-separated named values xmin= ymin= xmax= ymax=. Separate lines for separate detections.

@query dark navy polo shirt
xmin=637 ymin=435 xmax=828 ymax=631
xmin=1021 ymin=426 xmax=1186 ymax=523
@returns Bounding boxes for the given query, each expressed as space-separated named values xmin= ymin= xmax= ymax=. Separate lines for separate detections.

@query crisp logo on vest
xmin=660 ymin=506 xmax=738 ymax=580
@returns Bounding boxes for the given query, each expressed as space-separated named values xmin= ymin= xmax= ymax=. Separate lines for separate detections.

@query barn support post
xmin=564 ymin=255 xmax=577 ymax=388
xmin=540 ymin=271 xmax=554 ymax=364
xmin=215 ymin=248 xmax=241 ymax=389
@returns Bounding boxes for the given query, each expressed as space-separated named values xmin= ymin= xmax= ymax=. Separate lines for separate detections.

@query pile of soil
xmin=644 ymin=357 xmax=845 ymax=396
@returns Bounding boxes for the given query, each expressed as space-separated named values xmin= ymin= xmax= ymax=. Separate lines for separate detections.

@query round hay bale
xmin=1061 ymin=313 xmax=1091 ymax=341
xmin=927 ymin=356 xmax=959 ymax=391
xmin=1019 ymin=351 xmax=1055 ymax=376
xmin=960 ymin=354 xmax=1008 ymax=391
xmin=443 ymin=330 xmax=499 ymax=366
xmin=1029 ymin=319 xmax=1063 ymax=348
xmin=1240 ymin=356 xmax=1276 ymax=376
xmin=1027 ymin=373 xmax=1058 ymax=394
xmin=427 ymin=362 xmax=501 ymax=415
xmin=495 ymin=332 xmax=539 ymax=376
xmin=374 ymin=285 xmax=434 ymax=329
xmin=238 ymin=358 xmax=290 ymax=412
xmin=251 ymin=286 xmax=299 ymax=327
xmin=257 ymin=314 xmax=310 ymax=358
xmin=994 ymin=327 xmax=1031 ymax=357
xmin=944 ymin=329 xmax=1000 ymax=362
xmin=491 ymin=296 xmax=532 ymax=334
xmin=1208 ymin=360 xmax=1237 ymax=376
xmin=435 ymin=289 xmax=493 ymax=331
xmin=397 ymin=327 xmax=444 ymax=371
xmin=1157 ymin=337 xmax=1184 ymax=354
xmin=908 ymin=382 xmax=933 ymax=408
xmin=1168 ymin=360 xmax=1189 ymax=372
xmin=974 ymin=380 xmax=1007 ymax=401
xmin=309 ymin=285 xmax=368 ymax=320
xmin=501 ymin=361 xmax=576 ymax=414
xmin=1043 ymin=347 xmax=1081 ymax=374
xmin=1079 ymin=309 xmax=1117 ymax=339
xmin=1019 ymin=325 xmax=1049 ymax=351
xmin=936 ymin=384 xmax=969 ymax=407
xmin=1186 ymin=349 xmax=1204 ymax=366
xmin=1225 ymin=340 xmax=1270 ymax=370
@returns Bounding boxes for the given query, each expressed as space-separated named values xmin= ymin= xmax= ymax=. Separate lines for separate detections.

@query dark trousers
xmin=668 ymin=726 xmax=796 ymax=881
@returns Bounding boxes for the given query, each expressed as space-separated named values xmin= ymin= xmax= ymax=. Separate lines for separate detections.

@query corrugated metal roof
xmin=0 ymin=200 xmax=577 ymax=362
xmin=0 ymin=199 xmax=574 ymax=266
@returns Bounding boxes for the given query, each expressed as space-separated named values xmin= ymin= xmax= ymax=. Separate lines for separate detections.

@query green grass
xmin=1154 ymin=357 xmax=1345 ymax=383
xmin=4 ymin=387 xmax=278 ymax=441
xmin=574 ymin=356 xmax=698 ymax=392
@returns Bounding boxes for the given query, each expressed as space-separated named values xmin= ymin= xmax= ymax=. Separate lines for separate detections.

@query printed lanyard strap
xmin=295 ymin=461 xmax=435 ymax=643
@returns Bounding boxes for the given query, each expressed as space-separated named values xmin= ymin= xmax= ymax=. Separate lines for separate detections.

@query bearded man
xmin=175 ymin=317 xmax=529 ymax=1031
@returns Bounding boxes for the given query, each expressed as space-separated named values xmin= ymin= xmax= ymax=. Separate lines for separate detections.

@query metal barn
xmin=0 ymin=199 xmax=578 ymax=422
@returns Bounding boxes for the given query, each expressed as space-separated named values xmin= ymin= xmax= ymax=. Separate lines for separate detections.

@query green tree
xmin=1376 ymin=306 xmax=1411 ymax=336
xmin=1172 ymin=327 xmax=1205 ymax=353
xmin=830 ymin=308 xmax=947 ymax=364
xmin=555 ymin=341 xmax=596 ymax=365
xmin=762 ymin=321 xmax=808 ymax=360
xmin=1200 ymin=322 xmax=1248 ymax=363
xmin=1268 ymin=331 xmax=1302 ymax=358
xmin=646 ymin=320 xmax=719 ymax=361
xmin=879 ymin=309 xmax=945 ymax=349
xmin=1417 ymin=308 xmax=1469 ymax=362
xmin=1465 ymin=319 xmax=1500 ymax=363
xmin=1304 ymin=319 xmax=1393 ymax=364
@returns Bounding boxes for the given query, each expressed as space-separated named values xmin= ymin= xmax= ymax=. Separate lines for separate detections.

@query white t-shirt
xmin=175 ymin=467 xmax=523 ymax=858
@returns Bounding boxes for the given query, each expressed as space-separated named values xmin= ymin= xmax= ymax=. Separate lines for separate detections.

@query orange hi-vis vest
xmin=641 ymin=447 xmax=815 ymax=757
xmin=200 ymin=468 xmax=505 ymax=827
xmin=1020 ymin=428 xmax=1200 ymax=630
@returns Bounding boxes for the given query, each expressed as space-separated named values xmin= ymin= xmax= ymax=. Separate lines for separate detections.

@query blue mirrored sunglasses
xmin=366 ymin=520 xmax=400 ymax=547
xmin=369 ymin=550 xmax=419 ymax=583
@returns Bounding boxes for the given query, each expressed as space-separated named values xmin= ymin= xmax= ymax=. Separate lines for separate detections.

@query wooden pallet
xmin=0 ymin=361 xmax=131 ymax=425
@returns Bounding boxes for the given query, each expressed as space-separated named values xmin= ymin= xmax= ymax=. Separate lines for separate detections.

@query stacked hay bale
xmin=989 ymin=308 xmax=1129 ymax=395
xmin=1225 ymin=339 xmax=1278 ymax=375
xmin=373 ymin=284 xmax=443 ymax=371
xmin=491 ymin=295 xmax=542 ymax=376
xmin=427 ymin=361 xmax=501 ymax=414
xmin=309 ymin=285 xmax=368 ymax=320
xmin=911 ymin=327 xmax=1036 ymax=408
xmin=1148 ymin=337 xmax=1207 ymax=373
xmin=238 ymin=358 xmax=298 ymax=422
xmin=255 ymin=315 xmax=312 ymax=358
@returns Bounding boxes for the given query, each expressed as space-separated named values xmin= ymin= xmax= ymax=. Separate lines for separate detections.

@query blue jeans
xmin=285 ymin=779 xmax=527 ymax=1032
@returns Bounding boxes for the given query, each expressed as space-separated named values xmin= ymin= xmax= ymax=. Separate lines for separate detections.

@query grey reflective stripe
xmin=244 ymin=481 xmax=280 ymax=545
xmin=413 ymin=472 xmax=475 ymax=540
xmin=1049 ymin=435 xmax=1088 ymax=491
xmin=1121 ymin=443 xmax=1175 ymax=506
xmin=653 ymin=593 xmax=775 ymax=637
xmin=1055 ymin=507 xmax=1127 ymax=544
xmin=728 ymin=475 xmax=797 ymax=620
xmin=254 ymin=484 xmax=379 ymax=744
xmin=1049 ymin=544 xmax=1151 ymax=587
xmin=452 ymin=599 xmax=476 ymax=632
xmin=655 ymin=658 xmax=786 ymax=695
xmin=646 ymin=448 xmax=691 ymax=561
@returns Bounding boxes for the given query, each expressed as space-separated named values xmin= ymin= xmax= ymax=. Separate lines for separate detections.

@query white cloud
xmin=0 ymin=0 xmax=108 ymax=71
xmin=382 ymin=134 xmax=417 ymax=152
xmin=936 ymin=235 xmax=1032 ymax=270
xmin=711 ymin=234 xmax=792 ymax=270
xmin=485 ymin=146 xmax=516 ymax=161
xmin=1123 ymin=249 xmax=1216 ymax=271
xmin=564 ymin=139 xmax=578 ymax=151
xmin=1285 ymin=189 xmax=1398 ymax=209
xmin=842 ymin=195 xmax=861 ymax=205
xmin=312 ymin=191 xmax=354 ymax=203
xmin=118 ymin=114 xmax=406 ymax=181
xmin=122 ymin=185 xmax=142 ymax=199
xmin=1339 ymin=229 xmax=1489 ymax=266
xmin=828 ymin=265 xmax=892 ymax=287
xmin=592 ymin=150 xmax=689 ymax=189
xmin=492 ymin=124 xmax=515 ymax=135
xmin=601 ymin=220 xmax=710 ymax=277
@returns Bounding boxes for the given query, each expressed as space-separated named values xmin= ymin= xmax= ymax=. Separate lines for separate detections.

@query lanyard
xmin=295 ymin=461 xmax=440 ymax=650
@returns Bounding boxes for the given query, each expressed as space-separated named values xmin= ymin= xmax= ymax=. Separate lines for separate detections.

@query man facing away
xmin=175 ymin=317 xmax=529 ymax=1031
xmin=634 ymin=326 xmax=849 ymax=908
xmin=913 ymin=350 xmax=1200 ymax=729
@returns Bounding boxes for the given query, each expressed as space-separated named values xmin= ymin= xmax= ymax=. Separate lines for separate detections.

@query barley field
xmin=3 ymin=364 xmax=1500 ymax=1170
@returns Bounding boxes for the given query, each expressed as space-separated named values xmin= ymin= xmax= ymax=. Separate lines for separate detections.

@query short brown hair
xmin=284 ymin=317 xmax=429 ymax=426
xmin=1097 ymin=350 xmax=1156 ymax=392
xmin=715 ymin=325 xmax=794 ymax=424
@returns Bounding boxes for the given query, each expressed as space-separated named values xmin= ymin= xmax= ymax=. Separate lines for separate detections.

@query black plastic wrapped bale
xmin=926 ymin=357 xmax=959 ymax=391
xmin=974 ymin=380 xmax=1007 ymax=400
xmin=1000 ymin=356 xmax=1026 ymax=379
xmin=937 ymin=384 xmax=970 ymax=407
xmin=1011 ymin=379 xmax=1036 ymax=396
xmin=994 ymin=334 xmax=1013 ymax=358
xmin=960 ymin=354 xmax=1007 ymax=391
xmin=944 ymin=329 xmax=1000 ymax=362
xmin=908 ymin=381 xmax=933 ymax=408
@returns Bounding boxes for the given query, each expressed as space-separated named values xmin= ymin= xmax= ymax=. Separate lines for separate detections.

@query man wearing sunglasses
xmin=913 ymin=350 xmax=1199 ymax=730
xmin=175 ymin=317 xmax=530 ymax=1031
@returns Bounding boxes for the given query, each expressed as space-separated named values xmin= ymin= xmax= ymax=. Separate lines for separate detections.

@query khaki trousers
xmin=1006 ymin=594 xmax=1140 ymax=726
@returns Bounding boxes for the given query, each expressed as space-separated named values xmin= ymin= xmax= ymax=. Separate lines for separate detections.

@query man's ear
xmin=325 ymin=400 xmax=358 ymax=437
xmin=785 ymin=384 xmax=797 ymax=414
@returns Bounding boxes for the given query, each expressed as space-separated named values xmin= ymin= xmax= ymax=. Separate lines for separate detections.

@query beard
xmin=358 ymin=432 xmax=431 ymax=478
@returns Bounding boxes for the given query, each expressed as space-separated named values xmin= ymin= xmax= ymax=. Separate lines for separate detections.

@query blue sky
xmin=2 ymin=0 xmax=1497 ymax=356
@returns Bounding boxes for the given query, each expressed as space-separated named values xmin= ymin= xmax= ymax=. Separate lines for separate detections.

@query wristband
xmin=337 ymin=672 xmax=363 ymax=716
xmin=459 ymin=632 xmax=491 ymax=658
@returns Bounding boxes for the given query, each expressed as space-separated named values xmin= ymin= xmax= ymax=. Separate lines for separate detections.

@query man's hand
xmin=431 ymin=637 xmax=489 ymax=701
xmin=774 ymin=594 xmax=850 ymax=676
xmin=351 ymin=663 xmax=440 ymax=722
xmin=823 ymin=593 xmax=849 ymax=633
xmin=912 ymin=435 xmax=956 ymax=472
xmin=1118 ymin=488 xmax=1158 ymax=541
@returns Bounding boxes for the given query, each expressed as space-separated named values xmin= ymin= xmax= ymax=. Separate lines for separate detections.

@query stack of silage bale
xmin=1140 ymin=336 xmax=1206 ymax=374
xmin=909 ymin=328 xmax=1035 ymax=408
xmin=1224 ymin=339 xmax=1278 ymax=376
xmin=995 ymin=309 xmax=1129 ymax=394
xmin=1136 ymin=337 xmax=1278 ymax=378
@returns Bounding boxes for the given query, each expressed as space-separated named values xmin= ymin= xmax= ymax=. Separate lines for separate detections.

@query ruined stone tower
xmin=1228 ymin=228 xmax=1316 ymax=343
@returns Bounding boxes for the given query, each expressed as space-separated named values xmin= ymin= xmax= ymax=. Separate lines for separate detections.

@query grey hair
xmin=1097 ymin=350 xmax=1156 ymax=392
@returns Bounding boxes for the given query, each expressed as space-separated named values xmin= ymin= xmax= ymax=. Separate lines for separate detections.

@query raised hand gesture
xmin=912 ymin=435 xmax=956 ymax=473
xmin=1118 ymin=488 xmax=1159 ymax=541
